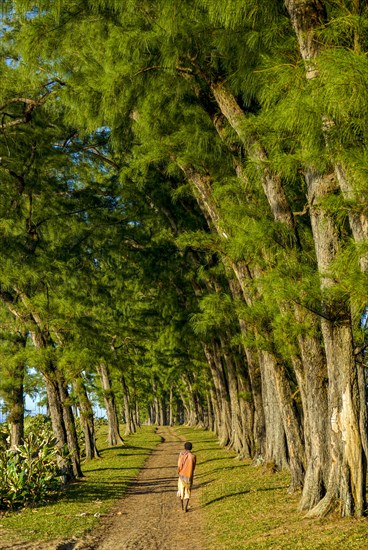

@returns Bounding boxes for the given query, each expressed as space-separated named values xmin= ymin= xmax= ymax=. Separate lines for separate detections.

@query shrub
xmin=0 ymin=423 xmax=9 ymax=451
xmin=0 ymin=426 xmax=65 ymax=510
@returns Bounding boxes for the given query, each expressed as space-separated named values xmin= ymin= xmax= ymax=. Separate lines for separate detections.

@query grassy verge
xmin=0 ymin=425 xmax=161 ymax=544
xmin=176 ymin=426 xmax=367 ymax=550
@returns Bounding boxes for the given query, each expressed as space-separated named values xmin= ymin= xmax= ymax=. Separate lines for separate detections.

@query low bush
xmin=0 ymin=423 xmax=9 ymax=450
xmin=0 ymin=425 xmax=65 ymax=510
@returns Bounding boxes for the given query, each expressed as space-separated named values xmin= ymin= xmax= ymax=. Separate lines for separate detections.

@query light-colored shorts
xmin=177 ymin=477 xmax=192 ymax=500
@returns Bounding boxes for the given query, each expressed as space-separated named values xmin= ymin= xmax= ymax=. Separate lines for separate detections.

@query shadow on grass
xmin=200 ymin=456 xmax=232 ymax=465
xmin=203 ymin=489 xmax=251 ymax=506
xmin=97 ymin=444 xmax=156 ymax=454
xmin=193 ymin=447 xmax=220 ymax=453
xmin=195 ymin=465 xmax=246 ymax=480
xmin=62 ymin=481 xmax=131 ymax=503
xmin=202 ymin=485 xmax=289 ymax=507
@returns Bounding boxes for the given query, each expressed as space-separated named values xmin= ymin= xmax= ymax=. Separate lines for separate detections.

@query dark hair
xmin=184 ymin=441 xmax=192 ymax=451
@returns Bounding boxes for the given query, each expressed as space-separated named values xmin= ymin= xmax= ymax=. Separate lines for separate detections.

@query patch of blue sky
xmin=360 ymin=306 xmax=368 ymax=330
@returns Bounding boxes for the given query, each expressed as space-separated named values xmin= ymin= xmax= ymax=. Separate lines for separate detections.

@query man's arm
xmin=192 ymin=454 xmax=197 ymax=471
xmin=178 ymin=453 xmax=183 ymax=473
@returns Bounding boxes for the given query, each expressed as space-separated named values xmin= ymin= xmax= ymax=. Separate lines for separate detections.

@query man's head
xmin=184 ymin=441 xmax=193 ymax=451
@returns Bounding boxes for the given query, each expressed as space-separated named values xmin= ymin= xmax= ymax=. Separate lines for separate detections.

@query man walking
xmin=177 ymin=441 xmax=196 ymax=512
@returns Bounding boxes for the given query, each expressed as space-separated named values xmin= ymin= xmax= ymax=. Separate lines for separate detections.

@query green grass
xmin=0 ymin=425 xmax=161 ymax=544
xmin=2 ymin=424 xmax=367 ymax=549
xmin=176 ymin=426 xmax=368 ymax=550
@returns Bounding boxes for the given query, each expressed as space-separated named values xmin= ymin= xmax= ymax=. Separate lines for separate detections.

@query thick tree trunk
xmin=121 ymin=373 xmax=135 ymax=435
xmin=285 ymin=0 xmax=368 ymax=271
xmin=309 ymin=318 xmax=366 ymax=517
xmin=258 ymin=351 xmax=289 ymax=471
xmin=291 ymin=308 xmax=330 ymax=511
xmin=73 ymin=378 xmax=100 ymax=460
xmin=272 ymin=356 xmax=306 ymax=491
xmin=211 ymin=81 xmax=298 ymax=234
xmin=179 ymin=392 xmax=191 ymax=425
xmin=228 ymin=262 xmax=288 ymax=469
xmin=43 ymin=372 xmax=74 ymax=481
xmin=242 ymin=344 xmax=265 ymax=460
xmin=234 ymin=355 xmax=255 ymax=458
xmin=304 ymin=169 xmax=367 ymax=517
xmin=97 ymin=363 xmax=124 ymax=446
xmin=7 ymin=369 xmax=25 ymax=449
xmin=204 ymin=341 xmax=232 ymax=446
xmin=209 ymin=386 xmax=220 ymax=435
xmin=5 ymin=334 xmax=27 ymax=449
xmin=58 ymin=378 xmax=83 ymax=478
xmin=220 ymin=338 xmax=247 ymax=455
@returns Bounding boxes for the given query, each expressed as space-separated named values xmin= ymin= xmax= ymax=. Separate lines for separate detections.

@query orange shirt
xmin=178 ymin=450 xmax=196 ymax=483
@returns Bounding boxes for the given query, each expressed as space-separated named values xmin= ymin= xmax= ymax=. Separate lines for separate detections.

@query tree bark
xmin=8 ymin=382 xmax=24 ymax=449
xmin=204 ymin=341 xmax=232 ymax=446
xmin=290 ymin=307 xmax=330 ymax=510
xmin=58 ymin=377 xmax=83 ymax=478
xmin=304 ymin=169 xmax=367 ymax=517
xmin=234 ymin=354 xmax=255 ymax=458
xmin=121 ymin=373 xmax=135 ymax=435
xmin=43 ymin=372 xmax=74 ymax=481
xmin=73 ymin=377 xmax=100 ymax=460
xmin=284 ymin=0 xmax=368 ymax=271
xmin=6 ymin=340 xmax=26 ymax=449
xmin=220 ymin=338 xmax=244 ymax=454
xmin=209 ymin=384 xmax=220 ymax=435
xmin=97 ymin=363 xmax=124 ymax=446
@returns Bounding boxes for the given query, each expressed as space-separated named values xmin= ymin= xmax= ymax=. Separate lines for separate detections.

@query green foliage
xmin=1 ymin=1 xmax=367 ymax=526
xmin=0 ymin=425 xmax=160 ymax=544
xmin=0 ymin=427 xmax=64 ymax=510
xmin=0 ymin=423 xmax=10 ymax=451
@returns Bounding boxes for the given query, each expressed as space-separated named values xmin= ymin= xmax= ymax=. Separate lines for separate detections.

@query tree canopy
xmin=0 ymin=0 xmax=368 ymax=518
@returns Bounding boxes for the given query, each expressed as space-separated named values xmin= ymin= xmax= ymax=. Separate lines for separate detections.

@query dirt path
xmin=77 ymin=426 xmax=203 ymax=550
xmin=0 ymin=426 xmax=204 ymax=550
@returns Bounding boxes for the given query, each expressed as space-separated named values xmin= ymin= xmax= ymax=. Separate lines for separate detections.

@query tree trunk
xmin=43 ymin=372 xmax=74 ymax=482
xmin=291 ymin=307 xmax=330 ymax=511
xmin=73 ymin=377 xmax=100 ymax=460
xmin=234 ymin=355 xmax=255 ymax=458
xmin=158 ymin=397 xmax=165 ymax=426
xmin=272 ymin=356 xmax=306 ymax=491
xmin=205 ymin=389 xmax=214 ymax=431
xmin=187 ymin=378 xmax=201 ymax=426
xmin=121 ymin=373 xmax=135 ymax=435
xmin=304 ymin=169 xmax=367 ymax=517
xmin=229 ymin=277 xmax=265 ymax=459
xmin=7 ymin=368 xmax=25 ymax=449
xmin=220 ymin=338 xmax=246 ymax=455
xmin=58 ymin=378 xmax=83 ymax=478
xmin=179 ymin=392 xmax=191 ymax=425
xmin=169 ymin=385 xmax=174 ymax=426
xmin=204 ymin=342 xmax=232 ymax=446
xmin=258 ymin=351 xmax=288 ymax=471
xmin=209 ymin=385 xmax=220 ymax=435
xmin=284 ymin=0 xmax=368 ymax=271
xmin=97 ymin=363 xmax=124 ymax=446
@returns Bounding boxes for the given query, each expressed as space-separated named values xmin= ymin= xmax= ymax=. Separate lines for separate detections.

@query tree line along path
xmin=1 ymin=0 xmax=368 ymax=528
